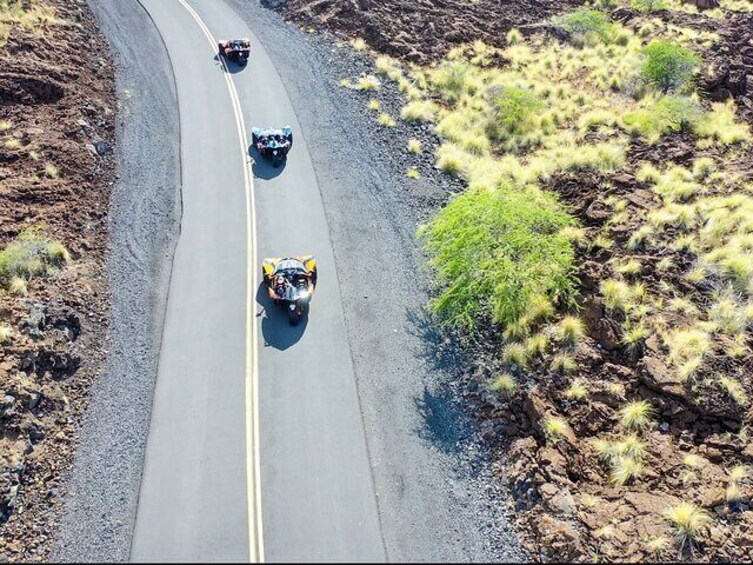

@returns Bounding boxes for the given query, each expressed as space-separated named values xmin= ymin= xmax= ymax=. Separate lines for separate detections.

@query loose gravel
xmin=52 ymin=0 xmax=181 ymax=561
xmin=225 ymin=1 xmax=526 ymax=560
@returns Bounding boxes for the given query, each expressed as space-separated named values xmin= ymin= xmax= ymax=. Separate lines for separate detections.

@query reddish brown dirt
xmin=0 ymin=1 xmax=115 ymax=560
xmin=264 ymin=0 xmax=585 ymax=62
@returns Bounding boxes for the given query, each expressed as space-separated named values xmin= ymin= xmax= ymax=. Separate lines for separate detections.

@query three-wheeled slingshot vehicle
xmin=251 ymin=126 xmax=293 ymax=167
xmin=218 ymin=38 xmax=251 ymax=66
xmin=262 ymin=256 xmax=318 ymax=325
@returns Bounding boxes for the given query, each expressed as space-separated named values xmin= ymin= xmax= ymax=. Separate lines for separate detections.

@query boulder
xmin=639 ymin=356 xmax=686 ymax=398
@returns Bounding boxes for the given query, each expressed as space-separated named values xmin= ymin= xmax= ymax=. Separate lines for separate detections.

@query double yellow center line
xmin=177 ymin=1 xmax=264 ymax=561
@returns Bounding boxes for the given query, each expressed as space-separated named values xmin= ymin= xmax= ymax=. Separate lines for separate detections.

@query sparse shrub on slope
xmin=623 ymin=95 xmax=703 ymax=142
xmin=486 ymin=85 xmax=544 ymax=146
xmin=553 ymin=8 xmax=617 ymax=45
xmin=0 ymin=228 xmax=69 ymax=285
xmin=640 ymin=40 xmax=698 ymax=92
xmin=420 ymin=185 xmax=577 ymax=329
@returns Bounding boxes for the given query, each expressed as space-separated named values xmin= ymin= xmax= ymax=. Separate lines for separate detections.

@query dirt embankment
xmin=0 ymin=0 xmax=115 ymax=560
xmin=263 ymin=0 xmax=584 ymax=62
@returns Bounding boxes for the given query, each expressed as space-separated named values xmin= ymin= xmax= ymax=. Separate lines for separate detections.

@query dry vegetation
xmin=333 ymin=0 xmax=753 ymax=560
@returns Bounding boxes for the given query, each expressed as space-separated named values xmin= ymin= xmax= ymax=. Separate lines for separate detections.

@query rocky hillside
xmin=0 ymin=0 xmax=115 ymax=560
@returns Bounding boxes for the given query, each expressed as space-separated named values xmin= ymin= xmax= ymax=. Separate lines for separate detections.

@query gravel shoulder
xmin=226 ymin=1 xmax=525 ymax=560
xmin=51 ymin=0 xmax=181 ymax=561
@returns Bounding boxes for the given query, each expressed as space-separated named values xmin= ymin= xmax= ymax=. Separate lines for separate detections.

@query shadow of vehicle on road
xmin=249 ymin=146 xmax=286 ymax=180
xmin=214 ymin=54 xmax=246 ymax=74
xmin=256 ymin=283 xmax=308 ymax=350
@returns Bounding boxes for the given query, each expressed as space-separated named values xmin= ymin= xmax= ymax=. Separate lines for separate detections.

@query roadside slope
xmin=52 ymin=0 xmax=180 ymax=560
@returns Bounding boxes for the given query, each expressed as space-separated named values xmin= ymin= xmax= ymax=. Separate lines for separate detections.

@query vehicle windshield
xmin=273 ymin=258 xmax=307 ymax=276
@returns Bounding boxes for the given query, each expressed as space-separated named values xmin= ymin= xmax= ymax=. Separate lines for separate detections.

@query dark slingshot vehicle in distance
xmin=218 ymin=38 xmax=250 ymax=66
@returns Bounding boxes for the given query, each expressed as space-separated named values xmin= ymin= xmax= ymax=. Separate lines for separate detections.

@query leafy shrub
xmin=420 ymin=185 xmax=577 ymax=329
xmin=623 ymin=96 xmax=703 ymax=142
xmin=486 ymin=85 xmax=544 ymax=142
xmin=640 ymin=40 xmax=698 ymax=92
xmin=554 ymin=8 xmax=617 ymax=44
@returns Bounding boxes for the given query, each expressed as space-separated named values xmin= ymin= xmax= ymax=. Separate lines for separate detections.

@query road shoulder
xmin=52 ymin=1 xmax=181 ymax=561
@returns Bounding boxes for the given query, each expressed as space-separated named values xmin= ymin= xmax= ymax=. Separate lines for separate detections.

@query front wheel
xmin=287 ymin=306 xmax=301 ymax=325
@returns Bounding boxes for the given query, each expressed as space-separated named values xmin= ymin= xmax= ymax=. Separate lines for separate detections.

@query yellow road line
xmin=176 ymin=1 xmax=264 ymax=561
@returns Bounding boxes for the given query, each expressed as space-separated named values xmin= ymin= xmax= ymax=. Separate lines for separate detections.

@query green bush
xmin=554 ymin=8 xmax=617 ymax=44
xmin=420 ymin=185 xmax=577 ymax=330
xmin=641 ymin=40 xmax=698 ymax=92
xmin=623 ymin=95 xmax=704 ymax=142
xmin=486 ymin=86 xmax=544 ymax=141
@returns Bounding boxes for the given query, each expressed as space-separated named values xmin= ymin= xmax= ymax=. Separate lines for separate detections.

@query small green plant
xmin=8 ymin=276 xmax=27 ymax=296
xmin=622 ymin=323 xmax=649 ymax=350
xmin=506 ymin=28 xmax=523 ymax=45
xmin=525 ymin=332 xmax=549 ymax=356
xmin=601 ymin=279 xmax=633 ymax=312
xmin=619 ymin=400 xmax=654 ymax=430
xmin=565 ymin=381 xmax=588 ymax=401
xmin=350 ymin=37 xmax=367 ymax=51
xmin=44 ymin=163 xmax=59 ymax=178
xmin=5 ymin=138 xmax=20 ymax=149
xmin=719 ymin=376 xmax=748 ymax=405
xmin=489 ymin=373 xmax=517 ymax=396
xmin=640 ymin=40 xmax=699 ymax=92
xmin=551 ymin=353 xmax=577 ymax=374
xmin=405 ymin=167 xmax=421 ymax=180
xmin=367 ymin=99 xmax=381 ymax=112
xmin=683 ymin=453 xmax=706 ymax=468
xmin=407 ymin=138 xmax=422 ymax=154
xmin=663 ymin=502 xmax=711 ymax=553
xmin=694 ymin=100 xmax=752 ymax=144
xmin=503 ymin=343 xmax=528 ymax=367
xmin=354 ymin=75 xmax=380 ymax=91
xmin=645 ymin=536 xmax=670 ymax=554
xmin=400 ymin=100 xmax=438 ymax=123
xmin=556 ymin=316 xmax=585 ymax=345
xmin=0 ymin=323 xmax=12 ymax=344
xmin=377 ymin=113 xmax=396 ymax=128
xmin=435 ymin=143 xmax=465 ymax=176
xmin=543 ymin=416 xmax=570 ymax=442
xmin=0 ymin=120 xmax=11 ymax=131
xmin=610 ymin=455 xmax=645 ymax=485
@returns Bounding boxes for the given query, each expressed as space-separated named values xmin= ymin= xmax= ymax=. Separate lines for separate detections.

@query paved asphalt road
xmin=132 ymin=0 xmax=385 ymax=561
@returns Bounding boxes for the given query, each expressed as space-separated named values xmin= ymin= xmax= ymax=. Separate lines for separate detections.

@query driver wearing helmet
xmin=271 ymin=274 xmax=290 ymax=300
